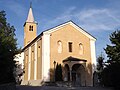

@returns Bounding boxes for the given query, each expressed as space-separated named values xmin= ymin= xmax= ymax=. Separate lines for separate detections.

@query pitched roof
xmin=23 ymin=20 xmax=96 ymax=50
xmin=43 ymin=20 xmax=96 ymax=40
xmin=26 ymin=6 xmax=34 ymax=22
xmin=63 ymin=56 xmax=87 ymax=63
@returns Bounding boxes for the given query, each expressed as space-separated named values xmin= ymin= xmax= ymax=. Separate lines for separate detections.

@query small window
xmin=68 ymin=42 xmax=72 ymax=52
xmin=26 ymin=55 xmax=28 ymax=63
xmin=79 ymin=43 xmax=83 ymax=55
xmin=31 ymin=51 xmax=34 ymax=61
xmin=29 ymin=25 xmax=31 ymax=31
xmin=29 ymin=25 xmax=31 ymax=30
xmin=29 ymin=25 xmax=33 ymax=31
xmin=57 ymin=40 xmax=62 ymax=53
xmin=38 ymin=46 xmax=40 ymax=57
xmin=31 ymin=26 xmax=33 ymax=31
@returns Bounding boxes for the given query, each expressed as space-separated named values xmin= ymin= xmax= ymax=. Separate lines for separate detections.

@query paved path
xmin=16 ymin=86 xmax=113 ymax=90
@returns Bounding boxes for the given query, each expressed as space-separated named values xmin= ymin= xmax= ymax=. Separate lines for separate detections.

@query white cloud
xmin=42 ymin=7 xmax=120 ymax=32
xmin=77 ymin=8 xmax=120 ymax=31
xmin=78 ymin=9 xmax=108 ymax=21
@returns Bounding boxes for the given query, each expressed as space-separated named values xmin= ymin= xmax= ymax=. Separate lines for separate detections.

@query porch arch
xmin=63 ymin=56 xmax=87 ymax=86
xmin=72 ymin=64 xmax=86 ymax=86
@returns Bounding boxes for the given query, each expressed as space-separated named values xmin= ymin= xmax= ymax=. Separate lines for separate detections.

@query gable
xmin=43 ymin=21 xmax=96 ymax=41
xmin=49 ymin=21 xmax=93 ymax=67
xmin=23 ymin=21 xmax=96 ymax=51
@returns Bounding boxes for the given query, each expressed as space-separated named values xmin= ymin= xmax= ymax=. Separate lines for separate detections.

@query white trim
xmin=44 ymin=21 xmax=96 ymax=41
xmin=42 ymin=36 xmax=44 ymax=80
xmin=28 ymin=47 xmax=31 ymax=80
xmin=34 ymin=42 xmax=37 ymax=80
xmin=44 ymin=22 xmax=69 ymax=34
xmin=42 ymin=37 xmax=44 ymax=80
xmin=42 ymin=33 xmax=50 ymax=81
xmin=36 ymin=37 xmax=41 ymax=42
xmin=90 ymin=39 xmax=96 ymax=73
xmin=69 ymin=22 xmax=96 ymax=41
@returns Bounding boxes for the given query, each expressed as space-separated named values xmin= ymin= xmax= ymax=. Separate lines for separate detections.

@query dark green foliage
xmin=0 ymin=11 xmax=20 ymax=84
xmin=97 ymin=54 xmax=104 ymax=72
xmin=55 ymin=63 xmax=63 ymax=81
xmin=101 ymin=63 xmax=120 ymax=87
xmin=105 ymin=30 xmax=120 ymax=62
xmin=96 ymin=54 xmax=104 ymax=85
xmin=101 ymin=30 xmax=120 ymax=89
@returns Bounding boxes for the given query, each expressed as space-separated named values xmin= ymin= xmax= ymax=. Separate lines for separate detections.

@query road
xmin=16 ymin=86 xmax=113 ymax=90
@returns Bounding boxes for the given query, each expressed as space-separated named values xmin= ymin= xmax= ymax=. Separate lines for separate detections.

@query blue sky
xmin=0 ymin=0 xmax=120 ymax=59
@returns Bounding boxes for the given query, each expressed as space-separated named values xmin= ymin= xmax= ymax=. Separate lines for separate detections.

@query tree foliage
xmin=105 ymin=30 xmax=120 ymax=62
xmin=96 ymin=54 xmax=104 ymax=85
xmin=0 ymin=11 xmax=20 ymax=84
xmin=55 ymin=63 xmax=63 ymax=81
xmin=97 ymin=54 xmax=104 ymax=72
xmin=100 ymin=30 xmax=120 ymax=88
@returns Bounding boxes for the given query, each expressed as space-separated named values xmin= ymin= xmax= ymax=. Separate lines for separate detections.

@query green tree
xmin=96 ymin=54 xmax=104 ymax=85
xmin=55 ymin=63 xmax=63 ymax=81
xmin=102 ymin=30 xmax=120 ymax=88
xmin=0 ymin=11 xmax=20 ymax=84
xmin=105 ymin=30 xmax=120 ymax=62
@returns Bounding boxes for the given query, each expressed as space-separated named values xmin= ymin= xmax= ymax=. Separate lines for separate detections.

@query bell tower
xmin=24 ymin=3 xmax=37 ymax=47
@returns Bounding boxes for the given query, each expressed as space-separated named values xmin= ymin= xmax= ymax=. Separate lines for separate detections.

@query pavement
xmin=16 ymin=86 xmax=113 ymax=90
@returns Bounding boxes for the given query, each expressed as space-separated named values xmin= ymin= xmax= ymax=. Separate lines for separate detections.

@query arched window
xmin=29 ymin=25 xmax=33 ymax=31
xmin=26 ymin=55 xmax=28 ymax=63
xmin=29 ymin=25 xmax=31 ymax=31
xmin=32 ymin=51 xmax=34 ymax=61
xmin=79 ymin=43 xmax=83 ymax=55
xmin=57 ymin=40 xmax=62 ymax=53
xmin=31 ymin=26 xmax=33 ymax=31
xmin=38 ymin=46 xmax=40 ymax=57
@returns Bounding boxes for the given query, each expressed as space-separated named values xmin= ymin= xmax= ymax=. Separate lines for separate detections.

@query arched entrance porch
xmin=63 ymin=56 xmax=87 ymax=86
xmin=72 ymin=64 xmax=86 ymax=86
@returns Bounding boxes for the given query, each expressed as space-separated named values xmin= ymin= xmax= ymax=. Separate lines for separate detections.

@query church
xmin=21 ymin=5 xmax=96 ymax=86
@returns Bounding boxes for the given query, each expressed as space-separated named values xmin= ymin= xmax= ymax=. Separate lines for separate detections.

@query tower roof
xmin=26 ymin=4 xmax=34 ymax=22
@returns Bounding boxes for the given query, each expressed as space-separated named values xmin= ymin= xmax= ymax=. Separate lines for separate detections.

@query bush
xmin=55 ymin=63 xmax=63 ymax=81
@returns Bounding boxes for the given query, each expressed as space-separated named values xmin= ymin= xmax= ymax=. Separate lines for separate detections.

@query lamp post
xmin=53 ymin=61 xmax=56 ymax=82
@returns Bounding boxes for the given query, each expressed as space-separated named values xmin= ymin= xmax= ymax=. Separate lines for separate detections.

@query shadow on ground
xmin=16 ymin=85 xmax=113 ymax=90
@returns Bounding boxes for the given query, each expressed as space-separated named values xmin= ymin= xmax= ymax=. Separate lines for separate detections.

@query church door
xmin=72 ymin=64 xmax=85 ymax=86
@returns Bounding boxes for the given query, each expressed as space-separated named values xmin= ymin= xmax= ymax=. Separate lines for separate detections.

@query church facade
xmin=22 ymin=6 xmax=96 ymax=86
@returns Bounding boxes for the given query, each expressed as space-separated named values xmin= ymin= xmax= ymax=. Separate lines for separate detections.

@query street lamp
xmin=53 ymin=61 xmax=56 ymax=82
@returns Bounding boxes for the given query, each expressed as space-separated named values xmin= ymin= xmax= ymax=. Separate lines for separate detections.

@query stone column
xmin=70 ymin=67 xmax=72 ymax=81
